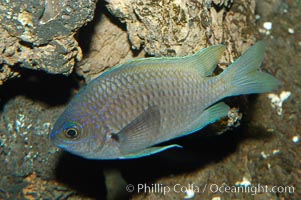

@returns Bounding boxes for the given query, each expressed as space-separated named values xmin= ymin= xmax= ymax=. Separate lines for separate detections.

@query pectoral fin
xmin=118 ymin=144 xmax=182 ymax=159
xmin=116 ymin=106 xmax=161 ymax=154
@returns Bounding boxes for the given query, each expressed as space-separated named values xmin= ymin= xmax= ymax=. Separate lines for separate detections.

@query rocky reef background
xmin=0 ymin=0 xmax=300 ymax=199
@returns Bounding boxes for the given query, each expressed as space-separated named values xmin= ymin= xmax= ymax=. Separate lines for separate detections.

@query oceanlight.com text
xmin=125 ymin=183 xmax=295 ymax=196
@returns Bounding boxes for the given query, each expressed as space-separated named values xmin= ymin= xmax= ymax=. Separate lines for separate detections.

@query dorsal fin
xmin=98 ymin=44 xmax=226 ymax=78
xmin=185 ymin=45 xmax=226 ymax=76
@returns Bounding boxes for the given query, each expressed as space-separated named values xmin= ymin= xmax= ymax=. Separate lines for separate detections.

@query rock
xmin=76 ymin=6 xmax=145 ymax=82
xmin=2 ymin=1 xmax=300 ymax=200
xmin=78 ymin=0 xmax=257 ymax=81
xmin=106 ymin=0 xmax=256 ymax=59
xmin=0 ymin=0 xmax=96 ymax=84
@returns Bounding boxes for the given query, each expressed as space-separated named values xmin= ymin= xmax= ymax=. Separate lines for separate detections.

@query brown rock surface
xmin=0 ymin=0 xmax=300 ymax=200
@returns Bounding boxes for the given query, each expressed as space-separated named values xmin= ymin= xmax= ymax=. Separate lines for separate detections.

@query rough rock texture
xmin=78 ymin=0 xmax=256 ymax=82
xmin=106 ymin=0 xmax=254 ymax=57
xmin=76 ymin=9 xmax=145 ymax=83
xmin=0 ymin=73 xmax=80 ymax=199
xmin=0 ymin=0 xmax=96 ymax=84
xmin=0 ymin=0 xmax=300 ymax=200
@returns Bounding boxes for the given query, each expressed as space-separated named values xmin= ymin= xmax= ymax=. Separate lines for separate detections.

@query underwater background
xmin=0 ymin=0 xmax=300 ymax=199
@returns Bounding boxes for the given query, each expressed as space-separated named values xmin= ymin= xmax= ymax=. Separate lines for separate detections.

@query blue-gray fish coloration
xmin=50 ymin=41 xmax=279 ymax=159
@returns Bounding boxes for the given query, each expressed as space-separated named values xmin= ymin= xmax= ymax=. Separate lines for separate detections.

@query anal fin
xmin=118 ymin=144 xmax=182 ymax=159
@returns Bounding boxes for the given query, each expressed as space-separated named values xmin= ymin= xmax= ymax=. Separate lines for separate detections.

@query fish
xmin=50 ymin=41 xmax=279 ymax=159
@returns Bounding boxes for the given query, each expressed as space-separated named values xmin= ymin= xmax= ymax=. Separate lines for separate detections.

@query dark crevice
xmin=18 ymin=40 xmax=34 ymax=49
xmin=77 ymin=0 xmax=142 ymax=59
xmin=77 ymin=1 xmax=127 ymax=56
xmin=0 ymin=68 xmax=81 ymax=111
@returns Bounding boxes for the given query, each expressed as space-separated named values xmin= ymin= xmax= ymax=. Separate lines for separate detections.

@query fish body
xmin=50 ymin=41 xmax=279 ymax=159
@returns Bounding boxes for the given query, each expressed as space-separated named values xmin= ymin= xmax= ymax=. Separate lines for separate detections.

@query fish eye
xmin=63 ymin=122 xmax=82 ymax=139
xmin=64 ymin=128 xmax=79 ymax=139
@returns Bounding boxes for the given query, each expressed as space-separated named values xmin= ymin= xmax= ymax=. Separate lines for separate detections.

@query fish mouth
xmin=49 ymin=133 xmax=85 ymax=155
xmin=49 ymin=129 xmax=60 ymax=144
xmin=49 ymin=135 xmax=64 ymax=148
xmin=48 ymin=129 xmax=70 ymax=149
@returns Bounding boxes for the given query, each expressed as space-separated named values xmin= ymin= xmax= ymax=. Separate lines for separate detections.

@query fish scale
xmin=96 ymin=69 xmax=220 ymax=145
xmin=50 ymin=42 xmax=279 ymax=159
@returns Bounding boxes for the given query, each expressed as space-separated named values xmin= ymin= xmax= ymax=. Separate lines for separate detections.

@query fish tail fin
xmin=220 ymin=41 xmax=280 ymax=97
